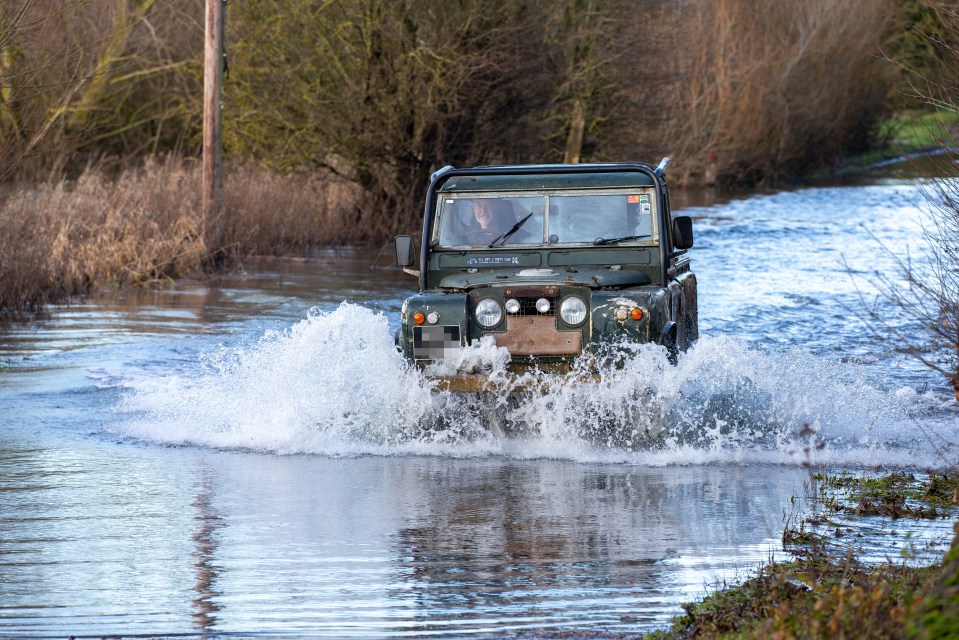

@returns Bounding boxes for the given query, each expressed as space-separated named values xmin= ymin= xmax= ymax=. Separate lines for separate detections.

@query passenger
xmin=560 ymin=197 xmax=639 ymax=243
xmin=557 ymin=197 xmax=615 ymax=243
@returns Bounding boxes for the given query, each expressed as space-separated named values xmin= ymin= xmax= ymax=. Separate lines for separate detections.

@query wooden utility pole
xmin=563 ymin=99 xmax=585 ymax=164
xmin=202 ymin=0 xmax=224 ymax=223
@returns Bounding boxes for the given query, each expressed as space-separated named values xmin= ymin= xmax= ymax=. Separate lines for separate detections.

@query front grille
xmin=513 ymin=296 xmax=555 ymax=317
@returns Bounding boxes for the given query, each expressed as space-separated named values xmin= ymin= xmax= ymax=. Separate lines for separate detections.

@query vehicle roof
xmin=434 ymin=163 xmax=656 ymax=193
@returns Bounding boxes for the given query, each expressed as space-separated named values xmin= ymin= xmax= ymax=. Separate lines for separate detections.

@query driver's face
xmin=474 ymin=200 xmax=499 ymax=229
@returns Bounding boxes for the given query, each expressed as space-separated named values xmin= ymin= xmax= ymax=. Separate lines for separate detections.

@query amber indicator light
xmin=630 ymin=308 xmax=644 ymax=321
xmin=413 ymin=312 xmax=426 ymax=325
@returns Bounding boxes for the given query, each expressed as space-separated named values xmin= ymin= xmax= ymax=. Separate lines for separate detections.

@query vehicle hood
xmin=437 ymin=267 xmax=652 ymax=290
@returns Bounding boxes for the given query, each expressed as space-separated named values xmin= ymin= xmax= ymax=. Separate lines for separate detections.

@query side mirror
xmin=394 ymin=235 xmax=415 ymax=267
xmin=672 ymin=216 xmax=693 ymax=250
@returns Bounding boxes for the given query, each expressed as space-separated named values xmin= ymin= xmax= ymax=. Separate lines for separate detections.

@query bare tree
xmin=541 ymin=0 xmax=631 ymax=164
xmin=661 ymin=0 xmax=894 ymax=186
xmin=0 ymin=0 xmax=202 ymax=181
xmin=867 ymin=1 xmax=959 ymax=399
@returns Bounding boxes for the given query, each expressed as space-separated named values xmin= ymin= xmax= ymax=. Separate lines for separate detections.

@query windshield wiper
xmin=593 ymin=234 xmax=651 ymax=245
xmin=488 ymin=212 xmax=534 ymax=247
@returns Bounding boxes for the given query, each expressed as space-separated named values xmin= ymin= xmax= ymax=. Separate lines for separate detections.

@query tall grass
xmin=0 ymin=157 xmax=360 ymax=314
xmin=216 ymin=163 xmax=364 ymax=252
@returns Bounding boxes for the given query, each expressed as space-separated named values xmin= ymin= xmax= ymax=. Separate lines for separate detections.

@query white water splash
xmin=119 ymin=304 xmax=432 ymax=453
xmin=117 ymin=303 xmax=957 ymax=466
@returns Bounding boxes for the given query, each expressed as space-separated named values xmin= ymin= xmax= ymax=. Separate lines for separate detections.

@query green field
xmin=834 ymin=109 xmax=959 ymax=173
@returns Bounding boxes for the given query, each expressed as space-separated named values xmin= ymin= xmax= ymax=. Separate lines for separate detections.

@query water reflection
xmin=391 ymin=465 xmax=683 ymax=632
xmin=377 ymin=460 xmax=797 ymax=634
xmin=47 ymin=451 xmax=799 ymax=637
xmin=191 ymin=475 xmax=222 ymax=635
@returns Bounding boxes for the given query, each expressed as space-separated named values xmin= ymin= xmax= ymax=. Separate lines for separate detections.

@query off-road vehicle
xmin=394 ymin=160 xmax=696 ymax=392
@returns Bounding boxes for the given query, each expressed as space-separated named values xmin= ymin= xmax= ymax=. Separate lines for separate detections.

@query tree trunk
xmin=563 ymin=99 xmax=585 ymax=164
xmin=67 ymin=0 xmax=156 ymax=131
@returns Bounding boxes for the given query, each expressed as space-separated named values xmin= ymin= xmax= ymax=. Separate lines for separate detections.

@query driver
xmin=455 ymin=198 xmax=517 ymax=244
xmin=473 ymin=199 xmax=515 ymax=233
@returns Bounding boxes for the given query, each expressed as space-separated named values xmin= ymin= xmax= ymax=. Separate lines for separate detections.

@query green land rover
xmin=394 ymin=161 xmax=697 ymax=392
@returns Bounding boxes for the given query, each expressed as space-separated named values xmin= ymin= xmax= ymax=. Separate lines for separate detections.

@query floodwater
xmin=2 ymin=162 xmax=959 ymax=638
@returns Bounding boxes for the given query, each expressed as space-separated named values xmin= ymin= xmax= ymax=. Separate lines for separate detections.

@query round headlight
xmin=560 ymin=296 xmax=588 ymax=326
xmin=535 ymin=298 xmax=551 ymax=314
xmin=474 ymin=299 xmax=503 ymax=327
xmin=505 ymin=298 xmax=521 ymax=314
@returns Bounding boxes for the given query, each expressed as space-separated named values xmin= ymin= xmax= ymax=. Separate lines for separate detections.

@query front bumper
xmin=427 ymin=365 xmax=602 ymax=393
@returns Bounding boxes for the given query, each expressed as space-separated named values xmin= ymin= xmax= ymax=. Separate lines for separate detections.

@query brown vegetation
xmin=0 ymin=0 xmax=202 ymax=180
xmin=0 ymin=158 xmax=201 ymax=313
xmin=0 ymin=157 xmax=359 ymax=314
xmin=660 ymin=0 xmax=894 ymax=186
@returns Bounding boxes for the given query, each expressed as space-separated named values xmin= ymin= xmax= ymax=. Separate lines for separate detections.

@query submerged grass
xmin=646 ymin=471 xmax=959 ymax=640
xmin=817 ymin=471 xmax=959 ymax=519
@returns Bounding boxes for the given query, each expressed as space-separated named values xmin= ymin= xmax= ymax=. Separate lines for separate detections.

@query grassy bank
xmin=884 ymin=110 xmax=959 ymax=153
xmin=645 ymin=471 xmax=959 ymax=639
xmin=645 ymin=547 xmax=952 ymax=639
xmin=828 ymin=109 xmax=959 ymax=175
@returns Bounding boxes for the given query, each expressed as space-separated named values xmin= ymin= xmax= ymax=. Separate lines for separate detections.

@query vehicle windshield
xmin=433 ymin=191 xmax=655 ymax=247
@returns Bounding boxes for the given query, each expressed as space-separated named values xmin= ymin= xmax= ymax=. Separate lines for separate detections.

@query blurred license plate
xmin=413 ymin=325 xmax=461 ymax=360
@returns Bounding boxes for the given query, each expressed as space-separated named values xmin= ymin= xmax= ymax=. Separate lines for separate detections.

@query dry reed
xmin=0 ymin=157 xmax=361 ymax=314
xmin=662 ymin=0 xmax=893 ymax=186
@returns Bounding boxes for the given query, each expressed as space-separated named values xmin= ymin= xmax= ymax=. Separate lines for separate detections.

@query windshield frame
xmin=431 ymin=188 xmax=659 ymax=249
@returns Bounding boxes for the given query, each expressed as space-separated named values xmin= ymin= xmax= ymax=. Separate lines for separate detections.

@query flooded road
xmin=2 ymin=165 xmax=958 ymax=638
